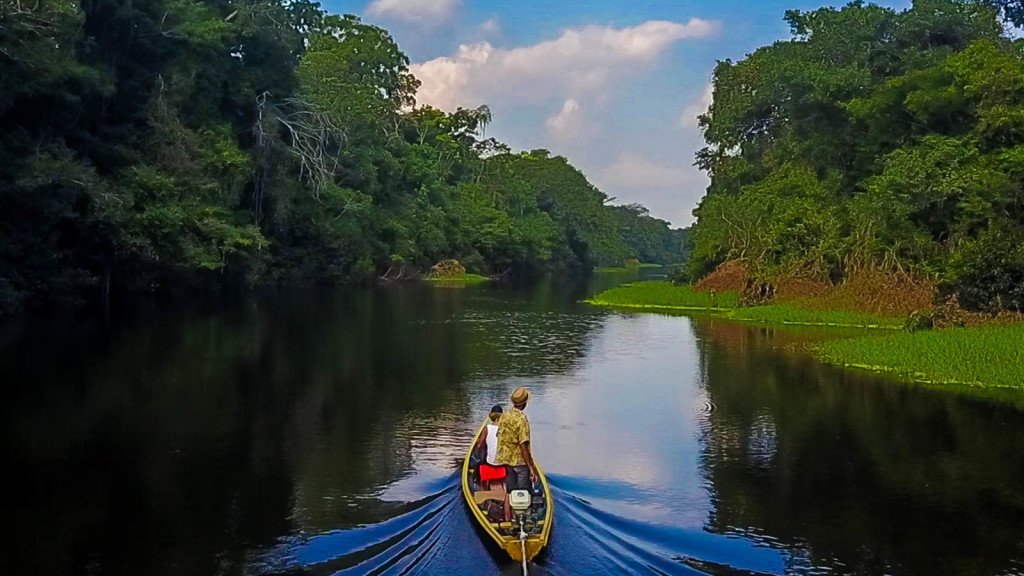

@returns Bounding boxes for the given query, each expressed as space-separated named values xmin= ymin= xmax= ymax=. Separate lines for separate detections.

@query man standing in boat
xmin=497 ymin=387 xmax=538 ymax=500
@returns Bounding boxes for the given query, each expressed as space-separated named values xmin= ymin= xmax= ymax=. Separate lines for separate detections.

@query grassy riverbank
xmin=424 ymin=273 xmax=490 ymax=285
xmin=588 ymin=282 xmax=900 ymax=328
xmin=817 ymin=325 xmax=1024 ymax=389
xmin=586 ymin=282 xmax=738 ymax=310
xmin=588 ymin=280 xmax=1023 ymax=394
xmin=728 ymin=305 xmax=902 ymax=329
xmin=595 ymin=263 xmax=665 ymax=273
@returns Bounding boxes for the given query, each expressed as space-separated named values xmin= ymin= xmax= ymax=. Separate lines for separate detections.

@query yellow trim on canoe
xmin=461 ymin=421 xmax=553 ymax=562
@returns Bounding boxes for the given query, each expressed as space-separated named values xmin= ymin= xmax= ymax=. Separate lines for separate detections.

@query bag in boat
xmin=481 ymin=499 xmax=504 ymax=523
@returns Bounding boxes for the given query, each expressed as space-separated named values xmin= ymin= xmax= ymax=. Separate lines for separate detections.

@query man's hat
xmin=490 ymin=404 xmax=503 ymax=414
xmin=511 ymin=386 xmax=530 ymax=405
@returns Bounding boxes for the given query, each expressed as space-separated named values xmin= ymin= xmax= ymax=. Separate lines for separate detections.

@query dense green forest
xmin=0 ymin=0 xmax=685 ymax=313
xmin=689 ymin=0 xmax=1024 ymax=312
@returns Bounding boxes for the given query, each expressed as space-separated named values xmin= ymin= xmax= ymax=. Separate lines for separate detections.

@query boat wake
xmin=247 ymin=473 xmax=790 ymax=575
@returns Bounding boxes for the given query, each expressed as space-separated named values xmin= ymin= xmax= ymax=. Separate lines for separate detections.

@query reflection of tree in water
xmin=0 ymin=282 xmax=605 ymax=575
xmin=693 ymin=319 xmax=1024 ymax=576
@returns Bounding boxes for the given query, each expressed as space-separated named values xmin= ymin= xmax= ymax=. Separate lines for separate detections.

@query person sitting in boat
xmin=475 ymin=405 xmax=507 ymax=490
xmin=497 ymin=386 xmax=537 ymax=501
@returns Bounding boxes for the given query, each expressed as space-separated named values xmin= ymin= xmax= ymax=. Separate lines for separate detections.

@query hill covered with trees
xmin=688 ymin=0 xmax=1024 ymax=313
xmin=0 ymin=0 xmax=685 ymax=313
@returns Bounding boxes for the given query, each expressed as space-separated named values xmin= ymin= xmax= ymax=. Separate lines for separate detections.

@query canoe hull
xmin=461 ymin=423 xmax=553 ymax=562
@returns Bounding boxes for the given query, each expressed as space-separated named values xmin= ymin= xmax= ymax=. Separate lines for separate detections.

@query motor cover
xmin=509 ymin=489 xmax=532 ymax=512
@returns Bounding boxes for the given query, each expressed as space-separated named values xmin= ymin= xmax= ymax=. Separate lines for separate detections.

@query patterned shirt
xmin=496 ymin=408 xmax=531 ymax=466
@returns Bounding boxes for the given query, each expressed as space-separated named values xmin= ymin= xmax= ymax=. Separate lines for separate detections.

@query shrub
xmin=429 ymin=259 xmax=466 ymax=278
xmin=944 ymin=222 xmax=1024 ymax=312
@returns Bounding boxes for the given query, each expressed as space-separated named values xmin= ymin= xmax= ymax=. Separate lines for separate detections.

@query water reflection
xmin=693 ymin=319 xmax=1024 ymax=576
xmin=2 ymin=279 xmax=1024 ymax=575
xmin=1 ymin=282 xmax=612 ymax=575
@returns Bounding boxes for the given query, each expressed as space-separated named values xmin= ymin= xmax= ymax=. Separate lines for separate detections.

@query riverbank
xmin=816 ymin=324 xmax=1024 ymax=390
xmin=595 ymin=263 xmax=666 ymax=273
xmin=423 ymin=273 xmax=490 ymax=284
xmin=586 ymin=282 xmax=738 ymax=311
xmin=586 ymin=281 xmax=900 ymax=327
xmin=588 ymin=281 xmax=1023 ymax=393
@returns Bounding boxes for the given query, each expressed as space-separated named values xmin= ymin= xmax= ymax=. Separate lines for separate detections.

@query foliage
xmin=944 ymin=220 xmax=1024 ymax=311
xmin=428 ymin=259 xmax=466 ymax=278
xmin=0 ymin=2 xmax=685 ymax=312
xmin=689 ymin=0 xmax=1024 ymax=312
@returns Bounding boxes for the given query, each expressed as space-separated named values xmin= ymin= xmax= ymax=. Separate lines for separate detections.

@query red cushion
xmin=479 ymin=464 xmax=507 ymax=482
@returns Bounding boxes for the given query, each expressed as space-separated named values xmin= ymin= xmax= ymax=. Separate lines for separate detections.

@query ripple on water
xmin=248 ymin=474 xmax=793 ymax=576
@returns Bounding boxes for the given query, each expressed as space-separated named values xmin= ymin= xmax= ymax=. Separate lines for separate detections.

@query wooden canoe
xmin=461 ymin=422 xmax=553 ymax=563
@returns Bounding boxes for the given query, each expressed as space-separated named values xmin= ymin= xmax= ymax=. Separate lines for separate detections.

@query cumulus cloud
xmin=407 ymin=18 xmax=719 ymax=226
xmin=365 ymin=0 xmax=461 ymax=24
xmin=598 ymin=153 xmax=708 ymax=226
xmin=546 ymin=99 xmax=581 ymax=137
xmin=680 ymin=83 xmax=713 ymax=129
xmin=600 ymin=153 xmax=696 ymax=191
xmin=410 ymin=19 xmax=719 ymax=111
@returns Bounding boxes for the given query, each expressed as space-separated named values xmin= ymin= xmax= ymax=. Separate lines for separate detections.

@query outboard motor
xmin=509 ymin=490 xmax=533 ymax=574
xmin=509 ymin=489 xmax=532 ymax=515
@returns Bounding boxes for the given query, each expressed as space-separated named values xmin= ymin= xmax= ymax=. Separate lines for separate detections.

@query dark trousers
xmin=505 ymin=465 xmax=530 ymax=491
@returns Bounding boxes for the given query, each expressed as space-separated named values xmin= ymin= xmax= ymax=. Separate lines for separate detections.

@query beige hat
xmin=511 ymin=386 xmax=530 ymax=405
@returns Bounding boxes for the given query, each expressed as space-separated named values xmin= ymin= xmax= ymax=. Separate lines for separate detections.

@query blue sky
xmin=321 ymin=0 xmax=911 ymax=227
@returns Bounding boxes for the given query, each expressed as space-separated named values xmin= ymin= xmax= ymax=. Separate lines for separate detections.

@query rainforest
xmin=0 ymin=0 xmax=685 ymax=314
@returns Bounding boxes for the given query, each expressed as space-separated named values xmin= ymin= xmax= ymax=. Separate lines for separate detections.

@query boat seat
xmin=473 ymin=489 xmax=506 ymax=506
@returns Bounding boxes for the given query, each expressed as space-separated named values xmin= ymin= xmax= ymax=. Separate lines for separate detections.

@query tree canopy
xmin=689 ymin=0 xmax=1024 ymax=311
xmin=0 ymin=0 xmax=684 ymax=312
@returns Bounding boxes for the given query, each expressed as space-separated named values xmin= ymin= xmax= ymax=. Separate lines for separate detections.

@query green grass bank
xmin=587 ymin=280 xmax=1024 ymax=394
xmin=586 ymin=282 xmax=739 ymax=310
xmin=587 ymin=281 xmax=900 ymax=328
xmin=728 ymin=304 xmax=902 ymax=329
xmin=595 ymin=263 xmax=665 ymax=273
xmin=817 ymin=325 xmax=1024 ymax=390
xmin=424 ymin=273 xmax=490 ymax=285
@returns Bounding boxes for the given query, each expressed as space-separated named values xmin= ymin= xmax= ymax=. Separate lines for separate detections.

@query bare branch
xmin=274 ymin=97 xmax=348 ymax=200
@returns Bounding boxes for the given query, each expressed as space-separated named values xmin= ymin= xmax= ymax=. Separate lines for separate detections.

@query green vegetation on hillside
xmin=0 ymin=1 xmax=685 ymax=314
xmin=817 ymin=325 xmax=1024 ymax=389
xmin=688 ymin=0 xmax=1024 ymax=314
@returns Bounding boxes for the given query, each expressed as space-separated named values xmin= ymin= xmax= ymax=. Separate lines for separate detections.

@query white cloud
xmin=408 ymin=18 xmax=719 ymax=227
xmin=478 ymin=17 xmax=500 ymax=36
xmin=546 ymin=99 xmax=581 ymax=137
xmin=597 ymin=153 xmax=708 ymax=226
xmin=601 ymin=153 xmax=695 ymax=191
xmin=410 ymin=19 xmax=719 ymax=111
xmin=680 ymin=83 xmax=713 ymax=129
xmin=365 ymin=0 xmax=461 ymax=24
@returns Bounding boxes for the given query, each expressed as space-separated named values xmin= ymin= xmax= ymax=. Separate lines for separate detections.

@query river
xmin=3 ymin=273 xmax=1024 ymax=575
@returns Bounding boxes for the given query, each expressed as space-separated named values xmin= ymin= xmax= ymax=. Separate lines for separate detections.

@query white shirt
xmin=485 ymin=423 xmax=499 ymax=465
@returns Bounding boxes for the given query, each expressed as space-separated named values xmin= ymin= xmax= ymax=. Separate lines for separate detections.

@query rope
xmin=519 ymin=521 xmax=528 ymax=576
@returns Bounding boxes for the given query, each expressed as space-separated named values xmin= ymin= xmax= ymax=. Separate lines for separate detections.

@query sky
xmin=321 ymin=0 xmax=911 ymax=227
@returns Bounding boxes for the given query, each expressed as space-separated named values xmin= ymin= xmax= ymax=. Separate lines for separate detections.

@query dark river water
xmin=4 ymin=273 xmax=1024 ymax=576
